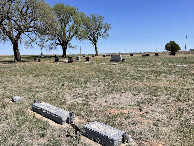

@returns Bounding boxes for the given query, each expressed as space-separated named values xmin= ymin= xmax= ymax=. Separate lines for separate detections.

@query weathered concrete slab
xmin=83 ymin=121 xmax=127 ymax=146
xmin=32 ymin=102 xmax=74 ymax=124
xmin=110 ymin=55 xmax=122 ymax=62
xmin=11 ymin=96 xmax=24 ymax=103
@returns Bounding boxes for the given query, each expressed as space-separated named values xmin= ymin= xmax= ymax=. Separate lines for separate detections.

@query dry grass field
xmin=0 ymin=53 xmax=193 ymax=145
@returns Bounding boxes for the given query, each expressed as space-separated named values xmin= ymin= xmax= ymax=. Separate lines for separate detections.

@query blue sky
xmin=0 ymin=0 xmax=194 ymax=55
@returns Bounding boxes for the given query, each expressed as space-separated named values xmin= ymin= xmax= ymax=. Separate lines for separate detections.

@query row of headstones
xmin=142 ymin=53 xmax=159 ymax=56
xmin=11 ymin=96 xmax=133 ymax=146
xmin=54 ymin=56 xmax=91 ymax=63
xmin=128 ymin=53 xmax=159 ymax=57
xmin=34 ymin=58 xmax=42 ymax=62
xmin=33 ymin=53 xmax=159 ymax=64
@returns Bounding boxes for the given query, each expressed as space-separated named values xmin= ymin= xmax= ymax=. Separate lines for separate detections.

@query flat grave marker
xmin=32 ymin=102 xmax=75 ymax=124
xmin=11 ymin=96 xmax=24 ymax=103
xmin=83 ymin=121 xmax=132 ymax=146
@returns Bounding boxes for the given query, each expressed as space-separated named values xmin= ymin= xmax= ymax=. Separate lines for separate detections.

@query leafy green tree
xmin=83 ymin=14 xmax=111 ymax=56
xmin=0 ymin=0 xmax=54 ymax=61
xmin=165 ymin=41 xmax=181 ymax=55
xmin=51 ymin=4 xmax=85 ymax=58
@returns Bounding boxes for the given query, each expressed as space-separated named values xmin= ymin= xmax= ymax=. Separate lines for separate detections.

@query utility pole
xmin=185 ymin=35 xmax=187 ymax=51
xmin=80 ymin=46 xmax=81 ymax=55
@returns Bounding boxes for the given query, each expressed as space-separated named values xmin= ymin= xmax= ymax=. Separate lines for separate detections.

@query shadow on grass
xmin=0 ymin=60 xmax=29 ymax=64
xmin=23 ymin=55 xmax=55 ymax=59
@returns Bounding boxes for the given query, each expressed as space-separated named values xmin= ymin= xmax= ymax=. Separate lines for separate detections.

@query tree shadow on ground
xmin=23 ymin=55 xmax=55 ymax=60
xmin=0 ymin=60 xmax=29 ymax=64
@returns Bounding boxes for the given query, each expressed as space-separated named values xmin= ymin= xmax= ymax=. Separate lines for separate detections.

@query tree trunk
xmin=13 ymin=40 xmax=21 ymax=61
xmin=61 ymin=43 xmax=68 ymax=58
xmin=94 ymin=42 xmax=98 ymax=56
xmin=170 ymin=51 xmax=176 ymax=55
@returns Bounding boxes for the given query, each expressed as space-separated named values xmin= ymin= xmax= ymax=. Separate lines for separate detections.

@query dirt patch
xmin=108 ymin=109 xmax=129 ymax=114
xmin=156 ymin=62 xmax=162 ymax=65
xmin=108 ymin=108 xmax=153 ymax=124
xmin=142 ymin=141 xmax=165 ymax=146
xmin=74 ymin=116 xmax=86 ymax=124
xmin=93 ymin=92 xmax=141 ymax=108
xmin=136 ymin=116 xmax=153 ymax=124
xmin=74 ymin=67 xmax=81 ymax=69
xmin=108 ymin=108 xmax=150 ymax=115
xmin=80 ymin=136 xmax=101 ymax=146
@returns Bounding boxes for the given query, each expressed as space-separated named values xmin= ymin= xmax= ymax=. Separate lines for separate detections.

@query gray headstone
xmin=40 ymin=53 xmax=44 ymax=58
xmin=110 ymin=55 xmax=122 ymax=62
xmin=83 ymin=121 xmax=130 ymax=146
xmin=11 ymin=96 xmax=24 ymax=103
xmin=76 ymin=56 xmax=81 ymax=61
xmin=68 ymin=57 xmax=73 ymax=63
xmin=32 ymin=102 xmax=75 ymax=124
xmin=86 ymin=57 xmax=90 ymax=62
xmin=142 ymin=54 xmax=150 ymax=57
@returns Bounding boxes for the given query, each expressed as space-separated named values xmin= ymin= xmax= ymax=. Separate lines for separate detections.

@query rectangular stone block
xmin=142 ymin=54 xmax=150 ymax=57
xmin=68 ymin=57 xmax=73 ymax=63
xmin=11 ymin=96 xmax=24 ymax=103
xmin=83 ymin=121 xmax=126 ymax=146
xmin=86 ymin=57 xmax=90 ymax=62
xmin=76 ymin=56 xmax=81 ymax=61
xmin=110 ymin=55 xmax=122 ymax=62
xmin=32 ymin=102 xmax=74 ymax=124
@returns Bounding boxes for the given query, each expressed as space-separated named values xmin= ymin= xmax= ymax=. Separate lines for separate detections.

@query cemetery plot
xmin=0 ymin=54 xmax=193 ymax=145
